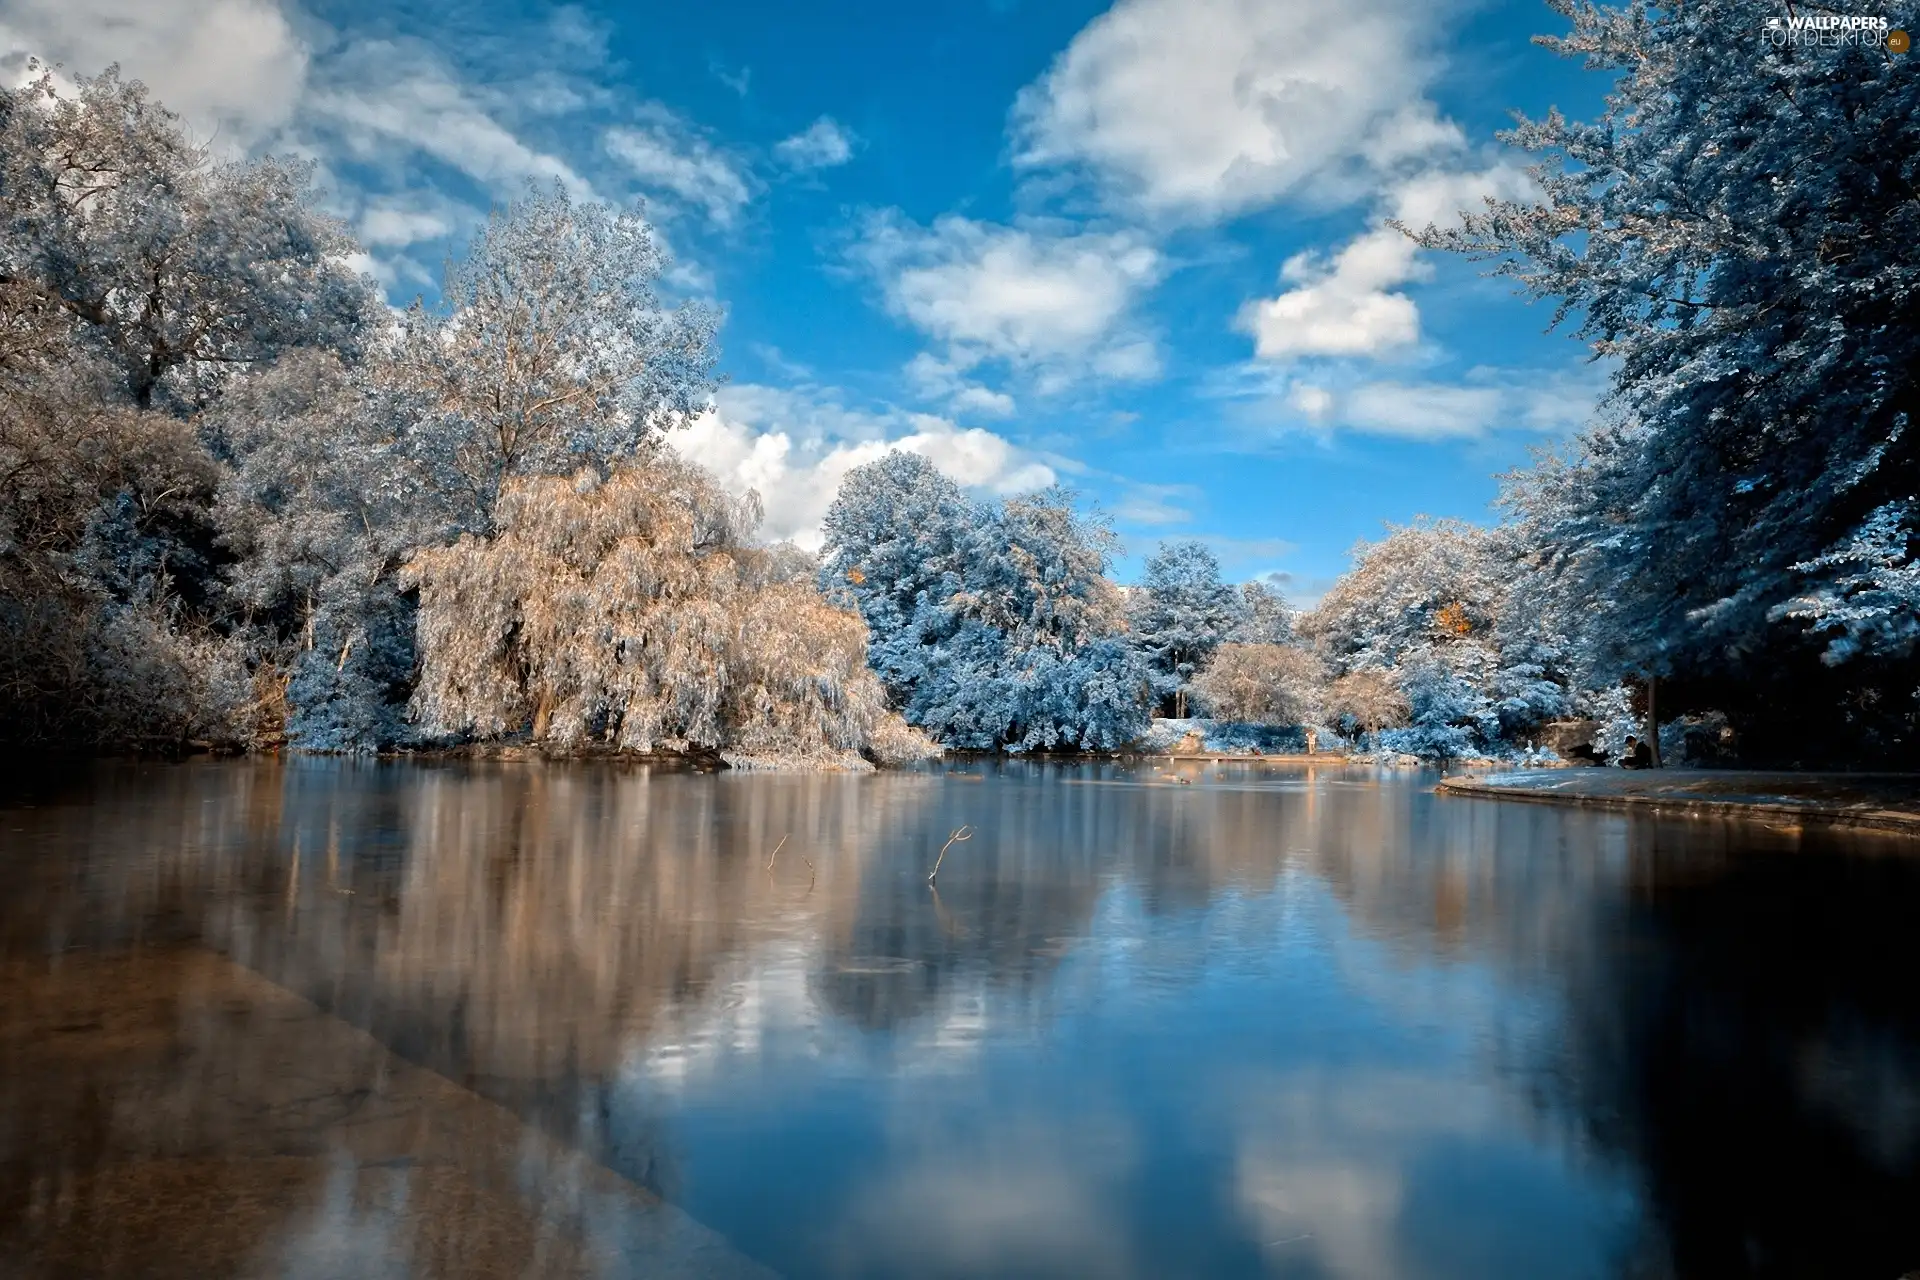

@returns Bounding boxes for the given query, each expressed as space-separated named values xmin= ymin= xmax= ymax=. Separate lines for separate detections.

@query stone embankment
xmin=1437 ymin=769 xmax=1920 ymax=837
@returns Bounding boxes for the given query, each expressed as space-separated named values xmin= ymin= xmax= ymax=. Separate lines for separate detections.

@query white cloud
xmin=856 ymin=212 xmax=1163 ymax=388
xmin=604 ymin=112 xmax=754 ymax=226
xmin=1113 ymin=482 xmax=1195 ymax=526
xmin=1240 ymin=227 xmax=1424 ymax=361
xmin=1241 ymin=162 xmax=1538 ymax=363
xmin=1385 ymin=162 xmax=1538 ymax=235
xmin=670 ymin=384 xmax=1056 ymax=550
xmin=301 ymin=38 xmax=598 ymax=198
xmin=774 ymin=115 xmax=857 ymax=170
xmin=0 ymin=0 xmax=308 ymax=148
xmin=1341 ymin=381 xmax=1505 ymax=438
xmin=1289 ymin=383 xmax=1335 ymax=420
xmin=0 ymin=0 xmax=757 ymax=289
xmin=904 ymin=353 xmax=1017 ymax=418
xmin=352 ymin=190 xmax=476 ymax=250
xmin=1239 ymin=363 xmax=1610 ymax=442
xmin=1012 ymin=0 xmax=1455 ymax=222
xmin=950 ymin=384 xmax=1018 ymax=417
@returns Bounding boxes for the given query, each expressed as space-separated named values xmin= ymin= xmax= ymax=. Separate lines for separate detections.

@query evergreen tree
xmin=1128 ymin=540 xmax=1243 ymax=716
xmin=1416 ymin=0 xmax=1920 ymax=760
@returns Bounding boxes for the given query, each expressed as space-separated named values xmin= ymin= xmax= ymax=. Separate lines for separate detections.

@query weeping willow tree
xmin=403 ymin=451 xmax=934 ymax=769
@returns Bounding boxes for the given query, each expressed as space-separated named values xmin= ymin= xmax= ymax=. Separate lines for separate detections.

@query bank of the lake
xmin=1438 ymin=768 xmax=1920 ymax=836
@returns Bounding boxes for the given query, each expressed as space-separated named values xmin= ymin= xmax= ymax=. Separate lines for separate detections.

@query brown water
xmin=1 ymin=757 xmax=1917 ymax=1279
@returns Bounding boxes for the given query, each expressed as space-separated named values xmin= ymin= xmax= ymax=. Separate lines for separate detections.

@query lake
xmin=2 ymin=758 xmax=1916 ymax=1279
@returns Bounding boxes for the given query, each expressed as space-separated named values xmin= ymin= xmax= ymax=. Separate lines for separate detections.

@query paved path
xmin=1437 ymin=769 xmax=1920 ymax=836
xmin=0 ymin=947 xmax=778 ymax=1280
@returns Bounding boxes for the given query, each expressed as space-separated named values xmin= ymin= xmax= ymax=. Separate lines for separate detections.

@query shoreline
xmin=1436 ymin=769 xmax=1920 ymax=838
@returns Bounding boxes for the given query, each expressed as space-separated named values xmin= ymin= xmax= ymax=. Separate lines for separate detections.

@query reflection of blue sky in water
xmin=11 ymin=758 xmax=1915 ymax=1278
xmin=617 ymin=856 xmax=1632 ymax=1280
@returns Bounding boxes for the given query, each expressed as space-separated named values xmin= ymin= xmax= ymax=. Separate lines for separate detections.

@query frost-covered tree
xmin=385 ymin=184 xmax=719 ymax=532
xmin=0 ymin=356 xmax=244 ymax=748
xmin=819 ymin=450 xmax=982 ymax=700
xmin=1301 ymin=518 xmax=1576 ymax=758
xmin=0 ymin=67 xmax=379 ymax=750
xmin=1324 ymin=670 xmax=1410 ymax=748
xmin=1192 ymin=643 xmax=1324 ymax=725
xmin=1232 ymin=579 xmax=1296 ymax=645
xmin=1129 ymin=540 xmax=1244 ymax=716
xmin=1416 ymin=0 xmax=1920 ymax=760
xmin=1302 ymin=519 xmax=1506 ymax=674
xmin=821 ymin=452 xmax=1156 ymax=750
xmin=0 ymin=68 xmax=374 ymax=410
xmin=404 ymin=451 xmax=924 ymax=768
xmin=209 ymin=352 xmax=447 ymax=751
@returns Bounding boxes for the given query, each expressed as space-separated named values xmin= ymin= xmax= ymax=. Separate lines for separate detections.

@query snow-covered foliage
xmin=1190 ymin=643 xmax=1324 ymax=726
xmin=207 ymin=352 xmax=441 ymax=752
xmin=0 ymin=69 xmax=896 ymax=766
xmin=14 ymin=19 xmax=1914 ymax=769
xmin=1128 ymin=540 xmax=1244 ymax=714
xmin=1232 ymin=579 xmax=1296 ymax=645
xmin=1323 ymin=670 xmax=1410 ymax=747
xmin=0 ymin=69 xmax=366 ymax=750
xmin=1414 ymin=0 xmax=1920 ymax=760
xmin=1132 ymin=718 xmax=1308 ymax=755
xmin=0 ymin=69 xmax=373 ymax=410
xmin=406 ymin=454 xmax=909 ymax=768
xmin=381 ymin=184 xmax=719 ymax=533
xmin=1297 ymin=520 xmax=1566 ymax=758
xmin=822 ymin=452 xmax=1157 ymax=750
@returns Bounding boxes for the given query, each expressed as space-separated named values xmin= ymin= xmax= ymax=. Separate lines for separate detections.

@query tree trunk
xmin=1174 ymin=688 xmax=1187 ymax=719
xmin=1644 ymin=675 xmax=1662 ymax=768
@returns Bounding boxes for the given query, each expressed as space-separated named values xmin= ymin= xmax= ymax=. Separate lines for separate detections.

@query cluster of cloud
xmin=853 ymin=213 xmax=1164 ymax=409
xmin=848 ymin=0 xmax=1578 ymax=449
xmin=1239 ymin=164 xmax=1540 ymax=363
xmin=669 ymin=383 xmax=1057 ymax=552
xmin=1228 ymin=362 xmax=1612 ymax=443
xmin=773 ymin=115 xmax=858 ymax=171
xmin=1011 ymin=0 xmax=1452 ymax=221
xmin=0 ymin=0 xmax=857 ymax=292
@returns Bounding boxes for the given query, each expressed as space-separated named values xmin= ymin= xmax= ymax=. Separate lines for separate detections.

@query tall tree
xmin=404 ymin=452 xmax=918 ymax=767
xmin=1415 ymin=0 xmax=1920 ymax=758
xmin=0 ymin=68 xmax=374 ymax=410
xmin=386 ymin=184 xmax=720 ymax=533
xmin=209 ymin=352 xmax=443 ymax=751
xmin=1128 ymin=540 xmax=1243 ymax=716
xmin=822 ymin=453 xmax=1155 ymax=750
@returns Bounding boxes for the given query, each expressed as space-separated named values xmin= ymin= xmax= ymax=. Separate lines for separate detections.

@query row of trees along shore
xmin=4 ymin=0 xmax=1917 ymax=768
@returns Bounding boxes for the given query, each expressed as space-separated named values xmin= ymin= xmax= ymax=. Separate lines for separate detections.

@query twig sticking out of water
xmin=765 ymin=834 xmax=789 ymax=872
xmin=927 ymin=825 xmax=973 ymax=884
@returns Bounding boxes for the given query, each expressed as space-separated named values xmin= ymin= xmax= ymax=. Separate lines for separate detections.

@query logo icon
xmin=1890 ymin=27 xmax=1911 ymax=50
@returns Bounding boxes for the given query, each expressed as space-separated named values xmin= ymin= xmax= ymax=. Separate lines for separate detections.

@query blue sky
xmin=2 ymin=0 xmax=1614 ymax=599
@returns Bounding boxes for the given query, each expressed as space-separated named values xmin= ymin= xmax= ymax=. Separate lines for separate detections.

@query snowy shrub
xmin=1191 ymin=643 xmax=1325 ymax=725
xmin=1323 ymin=669 xmax=1409 ymax=745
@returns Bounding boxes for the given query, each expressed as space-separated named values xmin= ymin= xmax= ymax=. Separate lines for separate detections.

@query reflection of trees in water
xmin=12 ymin=759 xmax=1920 ymax=1276
xmin=1543 ymin=824 xmax=1920 ymax=1279
xmin=1285 ymin=791 xmax=1920 ymax=1277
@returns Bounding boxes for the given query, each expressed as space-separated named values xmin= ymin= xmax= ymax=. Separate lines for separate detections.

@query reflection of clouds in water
xmin=1231 ymin=1070 xmax=1497 ymax=1280
xmin=834 ymin=1108 xmax=1138 ymax=1279
xmin=629 ymin=939 xmax=1017 ymax=1096
xmin=636 ymin=938 xmax=827 ymax=1090
xmin=270 ymin=1156 xmax=412 ymax=1280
